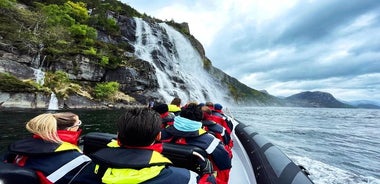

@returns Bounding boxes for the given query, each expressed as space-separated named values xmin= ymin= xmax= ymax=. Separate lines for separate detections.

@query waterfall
xmin=33 ymin=68 xmax=45 ymax=86
xmin=30 ymin=44 xmax=58 ymax=109
xmin=133 ymin=18 xmax=228 ymax=104
xmin=33 ymin=67 xmax=58 ymax=110
xmin=48 ymin=92 xmax=59 ymax=110
xmin=32 ymin=43 xmax=46 ymax=85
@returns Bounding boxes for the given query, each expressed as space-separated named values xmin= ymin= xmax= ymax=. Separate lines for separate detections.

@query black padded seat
xmin=0 ymin=162 xmax=39 ymax=184
xmin=81 ymin=132 xmax=208 ymax=173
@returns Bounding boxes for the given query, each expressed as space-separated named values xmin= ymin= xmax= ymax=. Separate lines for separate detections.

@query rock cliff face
xmin=0 ymin=52 xmax=158 ymax=109
xmin=0 ymin=2 xmax=356 ymax=109
xmin=0 ymin=92 xmax=48 ymax=109
xmin=0 ymin=14 xmax=161 ymax=109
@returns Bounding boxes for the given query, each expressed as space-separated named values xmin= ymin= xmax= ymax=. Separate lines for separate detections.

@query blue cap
xmin=214 ymin=103 xmax=223 ymax=110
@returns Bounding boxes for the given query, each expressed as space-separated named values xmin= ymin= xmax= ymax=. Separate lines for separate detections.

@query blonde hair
xmin=26 ymin=113 xmax=62 ymax=143
xmin=26 ymin=112 xmax=79 ymax=143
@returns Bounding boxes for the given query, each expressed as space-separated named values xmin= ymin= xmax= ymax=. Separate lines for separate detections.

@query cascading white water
xmin=133 ymin=18 xmax=229 ymax=104
xmin=31 ymin=52 xmax=59 ymax=110
xmin=48 ymin=92 xmax=59 ymax=110
xmin=33 ymin=68 xmax=45 ymax=86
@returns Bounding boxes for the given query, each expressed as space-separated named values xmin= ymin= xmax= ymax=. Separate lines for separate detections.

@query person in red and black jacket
xmin=161 ymin=103 xmax=232 ymax=184
xmin=5 ymin=112 xmax=100 ymax=184
xmin=91 ymin=107 xmax=216 ymax=184
xmin=200 ymin=105 xmax=233 ymax=158
xmin=204 ymin=102 xmax=233 ymax=135
xmin=152 ymin=103 xmax=175 ymax=128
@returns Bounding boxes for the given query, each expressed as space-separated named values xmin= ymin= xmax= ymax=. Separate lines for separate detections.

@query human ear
xmin=155 ymin=132 xmax=161 ymax=141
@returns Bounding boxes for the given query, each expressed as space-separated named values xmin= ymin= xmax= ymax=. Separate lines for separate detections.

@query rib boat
xmin=0 ymin=117 xmax=314 ymax=184
xmin=230 ymin=119 xmax=313 ymax=183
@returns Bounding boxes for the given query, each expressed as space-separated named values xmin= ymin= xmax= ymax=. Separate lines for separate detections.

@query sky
xmin=122 ymin=0 xmax=380 ymax=103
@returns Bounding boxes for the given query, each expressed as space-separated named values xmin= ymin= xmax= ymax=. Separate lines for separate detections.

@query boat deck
xmin=229 ymin=130 xmax=257 ymax=184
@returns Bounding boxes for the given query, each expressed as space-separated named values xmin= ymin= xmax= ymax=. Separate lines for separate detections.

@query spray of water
xmin=32 ymin=63 xmax=58 ymax=110
xmin=33 ymin=68 xmax=45 ymax=86
xmin=133 ymin=18 xmax=229 ymax=105
xmin=48 ymin=92 xmax=59 ymax=110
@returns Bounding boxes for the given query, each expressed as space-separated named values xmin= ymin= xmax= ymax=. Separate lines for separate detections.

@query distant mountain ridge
xmin=285 ymin=91 xmax=353 ymax=108
xmin=344 ymin=100 xmax=380 ymax=109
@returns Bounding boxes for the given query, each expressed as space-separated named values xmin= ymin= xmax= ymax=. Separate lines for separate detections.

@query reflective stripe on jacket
xmin=161 ymin=126 xmax=232 ymax=183
xmin=91 ymin=147 xmax=198 ymax=184
xmin=8 ymin=137 xmax=99 ymax=184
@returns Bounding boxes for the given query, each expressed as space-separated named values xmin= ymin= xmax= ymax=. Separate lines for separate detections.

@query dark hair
xmin=205 ymin=102 xmax=213 ymax=107
xmin=170 ymin=97 xmax=181 ymax=106
xmin=180 ymin=103 xmax=203 ymax=121
xmin=201 ymin=106 xmax=212 ymax=115
xmin=53 ymin=112 xmax=77 ymax=130
xmin=117 ymin=107 xmax=161 ymax=146
xmin=152 ymin=103 xmax=168 ymax=114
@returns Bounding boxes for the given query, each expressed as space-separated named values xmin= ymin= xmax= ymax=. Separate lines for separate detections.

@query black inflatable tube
xmin=234 ymin=121 xmax=314 ymax=184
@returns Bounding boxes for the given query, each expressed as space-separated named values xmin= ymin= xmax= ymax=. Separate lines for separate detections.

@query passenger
xmin=204 ymin=102 xmax=233 ymax=134
xmin=161 ymin=103 xmax=232 ymax=184
xmin=205 ymin=102 xmax=214 ymax=111
xmin=168 ymin=97 xmax=182 ymax=115
xmin=4 ymin=112 xmax=100 ymax=184
xmin=182 ymin=101 xmax=200 ymax=109
xmin=90 ymin=107 xmax=215 ymax=184
xmin=212 ymin=103 xmax=234 ymax=132
xmin=201 ymin=106 xmax=233 ymax=158
xmin=152 ymin=103 xmax=175 ymax=128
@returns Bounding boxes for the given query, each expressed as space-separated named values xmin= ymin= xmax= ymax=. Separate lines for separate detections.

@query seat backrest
xmin=81 ymin=132 xmax=208 ymax=173
xmin=81 ymin=132 xmax=117 ymax=154
xmin=161 ymin=143 xmax=207 ymax=173
xmin=0 ymin=162 xmax=40 ymax=184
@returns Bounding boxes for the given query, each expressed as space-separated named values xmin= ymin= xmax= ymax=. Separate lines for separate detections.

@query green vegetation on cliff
xmin=94 ymin=81 xmax=120 ymax=100
xmin=0 ymin=0 xmax=137 ymax=102
xmin=0 ymin=73 xmax=42 ymax=92
xmin=0 ymin=0 xmax=140 ymax=69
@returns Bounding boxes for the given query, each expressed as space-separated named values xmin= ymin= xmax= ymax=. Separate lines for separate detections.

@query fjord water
xmin=228 ymin=107 xmax=380 ymax=184
xmin=1 ymin=107 xmax=379 ymax=184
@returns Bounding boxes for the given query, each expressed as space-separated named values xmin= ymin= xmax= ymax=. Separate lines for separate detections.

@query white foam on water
xmin=291 ymin=155 xmax=380 ymax=184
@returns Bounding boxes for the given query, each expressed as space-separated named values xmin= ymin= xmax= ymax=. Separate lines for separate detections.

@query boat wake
xmin=291 ymin=155 xmax=380 ymax=184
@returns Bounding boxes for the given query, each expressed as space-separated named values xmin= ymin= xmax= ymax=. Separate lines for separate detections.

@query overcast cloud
xmin=123 ymin=0 xmax=380 ymax=103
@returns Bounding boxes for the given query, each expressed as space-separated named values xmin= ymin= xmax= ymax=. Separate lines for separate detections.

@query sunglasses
xmin=67 ymin=120 xmax=82 ymax=129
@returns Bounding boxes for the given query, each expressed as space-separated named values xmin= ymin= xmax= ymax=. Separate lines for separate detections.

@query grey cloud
xmin=273 ymin=0 xmax=380 ymax=46
xmin=210 ymin=1 xmax=380 ymax=83
xmin=349 ymin=34 xmax=380 ymax=55
xmin=212 ymin=0 xmax=380 ymax=55
xmin=258 ymin=55 xmax=380 ymax=82
xmin=222 ymin=40 xmax=380 ymax=83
